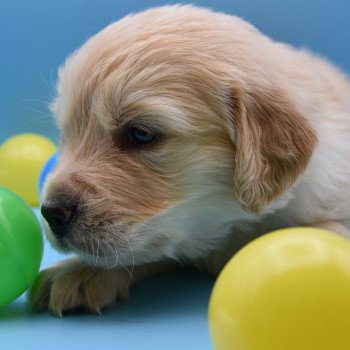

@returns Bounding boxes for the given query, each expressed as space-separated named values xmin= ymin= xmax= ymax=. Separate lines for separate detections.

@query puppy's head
xmin=41 ymin=6 xmax=317 ymax=267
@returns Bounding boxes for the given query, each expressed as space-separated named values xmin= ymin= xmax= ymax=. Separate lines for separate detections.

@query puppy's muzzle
xmin=41 ymin=199 xmax=77 ymax=238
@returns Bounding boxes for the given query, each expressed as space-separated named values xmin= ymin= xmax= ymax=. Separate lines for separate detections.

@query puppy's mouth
xmin=40 ymin=200 xmax=128 ymax=260
xmin=42 ymin=215 xmax=168 ymax=268
xmin=43 ymin=214 xmax=122 ymax=249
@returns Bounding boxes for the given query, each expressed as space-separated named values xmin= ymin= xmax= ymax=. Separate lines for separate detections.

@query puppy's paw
xmin=28 ymin=257 xmax=131 ymax=316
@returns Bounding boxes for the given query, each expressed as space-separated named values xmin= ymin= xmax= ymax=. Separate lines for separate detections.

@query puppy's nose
xmin=41 ymin=201 xmax=76 ymax=237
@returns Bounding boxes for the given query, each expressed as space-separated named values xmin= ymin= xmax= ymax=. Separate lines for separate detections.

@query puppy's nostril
xmin=41 ymin=204 xmax=72 ymax=224
xmin=41 ymin=202 xmax=77 ymax=237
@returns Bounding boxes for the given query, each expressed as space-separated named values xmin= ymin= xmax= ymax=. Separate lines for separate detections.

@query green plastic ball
xmin=0 ymin=187 xmax=43 ymax=307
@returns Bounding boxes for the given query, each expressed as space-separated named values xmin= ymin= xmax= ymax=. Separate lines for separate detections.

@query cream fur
xmin=30 ymin=5 xmax=350 ymax=315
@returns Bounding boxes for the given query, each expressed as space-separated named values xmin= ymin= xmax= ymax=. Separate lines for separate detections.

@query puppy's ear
xmin=227 ymin=86 xmax=317 ymax=213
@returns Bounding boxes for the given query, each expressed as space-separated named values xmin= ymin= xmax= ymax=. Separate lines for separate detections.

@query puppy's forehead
xmin=51 ymin=6 xmax=244 ymax=136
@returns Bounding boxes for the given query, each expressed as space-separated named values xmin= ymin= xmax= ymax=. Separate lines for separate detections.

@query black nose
xmin=41 ymin=201 xmax=76 ymax=237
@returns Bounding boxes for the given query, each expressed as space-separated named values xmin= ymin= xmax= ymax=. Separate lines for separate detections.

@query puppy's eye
xmin=127 ymin=127 xmax=157 ymax=145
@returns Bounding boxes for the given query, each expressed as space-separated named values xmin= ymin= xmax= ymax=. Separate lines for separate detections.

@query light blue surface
xmin=0 ymin=210 xmax=215 ymax=350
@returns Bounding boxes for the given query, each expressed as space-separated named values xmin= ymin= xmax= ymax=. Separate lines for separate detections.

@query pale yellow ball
xmin=0 ymin=134 xmax=57 ymax=206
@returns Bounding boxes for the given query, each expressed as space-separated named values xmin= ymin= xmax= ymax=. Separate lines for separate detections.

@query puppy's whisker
xmin=24 ymin=108 xmax=51 ymax=117
xmin=125 ymin=237 xmax=135 ymax=288
xmin=96 ymin=239 xmax=101 ymax=268
xmin=108 ymin=240 xmax=120 ymax=269
xmin=22 ymin=96 xmax=51 ymax=104
xmin=39 ymin=72 xmax=56 ymax=101
xmin=23 ymin=109 xmax=55 ymax=125
xmin=109 ymin=227 xmax=133 ymax=282
xmin=89 ymin=232 xmax=98 ymax=269
xmin=84 ymin=237 xmax=89 ymax=265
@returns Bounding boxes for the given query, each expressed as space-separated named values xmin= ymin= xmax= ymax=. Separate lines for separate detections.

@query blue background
xmin=0 ymin=1 xmax=349 ymax=349
xmin=1 ymin=0 xmax=349 ymax=144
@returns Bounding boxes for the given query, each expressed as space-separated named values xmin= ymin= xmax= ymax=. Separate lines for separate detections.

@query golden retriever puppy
xmin=30 ymin=5 xmax=350 ymax=316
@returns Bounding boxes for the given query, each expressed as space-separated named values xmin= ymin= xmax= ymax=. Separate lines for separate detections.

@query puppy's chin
xmin=43 ymin=229 xmax=74 ymax=257
xmin=41 ymin=219 xmax=91 ymax=258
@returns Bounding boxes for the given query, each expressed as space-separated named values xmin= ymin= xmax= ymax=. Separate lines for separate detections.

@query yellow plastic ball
xmin=209 ymin=227 xmax=350 ymax=350
xmin=0 ymin=134 xmax=57 ymax=206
